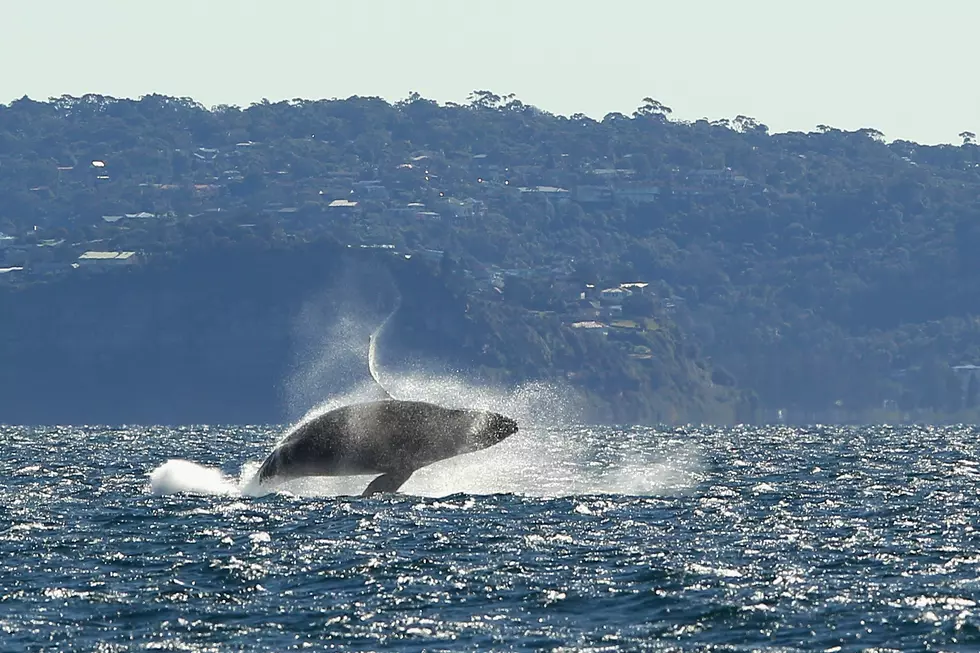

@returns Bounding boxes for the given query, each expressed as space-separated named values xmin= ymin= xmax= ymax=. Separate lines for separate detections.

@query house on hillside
xmin=193 ymin=184 xmax=220 ymax=196
xmin=574 ymin=185 xmax=613 ymax=204
xmin=616 ymin=185 xmax=661 ymax=204
xmin=327 ymin=199 xmax=359 ymax=216
xmin=620 ymin=282 xmax=649 ymax=295
xmin=439 ymin=197 xmax=487 ymax=218
xmin=600 ymin=287 xmax=629 ymax=304
xmin=78 ymin=251 xmax=139 ymax=266
xmin=685 ymin=168 xmax=750 ymax=189
xmin=588 ymin=168 xmax=634 ymax=181
xmin=574 ymin=298 xmax=602 ymax=320
xmin=518 ymin=186 xmax=571 ymax=200
xmin=569 ymin=320 xmax=609 ymax=336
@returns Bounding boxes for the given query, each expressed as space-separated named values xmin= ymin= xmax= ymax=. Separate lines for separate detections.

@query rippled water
xmin=2 ymin=424 xmax=979 ymax=651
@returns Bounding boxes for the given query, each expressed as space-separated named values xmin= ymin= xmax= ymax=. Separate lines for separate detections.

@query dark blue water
xmin=2 ymin=424 xmax=979 ymax=651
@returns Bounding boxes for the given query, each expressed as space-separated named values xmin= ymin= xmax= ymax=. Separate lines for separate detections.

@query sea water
xmin=2 ymin=423 xmax=979 ymax=651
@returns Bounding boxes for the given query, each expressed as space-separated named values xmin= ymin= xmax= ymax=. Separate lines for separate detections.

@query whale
xmin=254 ymin=399 xmax=518 ymax=496
xmin=255 ymin=313 xmax=519 ymax=496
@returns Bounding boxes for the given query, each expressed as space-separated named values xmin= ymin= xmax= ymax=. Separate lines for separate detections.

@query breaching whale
xmin=255 ymin=332 xmax=519 ymax=496
xmin=255 ymin=398 xmax=518 ymax=496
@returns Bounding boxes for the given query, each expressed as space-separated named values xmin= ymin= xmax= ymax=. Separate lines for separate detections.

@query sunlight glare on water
xmin=3 ymin=424 xmax=980 ymax=650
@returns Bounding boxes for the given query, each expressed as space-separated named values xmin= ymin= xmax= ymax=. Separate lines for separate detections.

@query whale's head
xmin=486 ymin=411 xmax=519 ymax=443
xmin=462 ymin=410 xmax=519 ymax=452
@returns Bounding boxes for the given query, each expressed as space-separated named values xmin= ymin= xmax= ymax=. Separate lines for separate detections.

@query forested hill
xmin=2 ymin=92 xmax=980 ymax=422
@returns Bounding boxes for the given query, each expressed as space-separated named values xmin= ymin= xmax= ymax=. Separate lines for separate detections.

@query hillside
xmin=2 ymin=93 xmax=980 ymax=421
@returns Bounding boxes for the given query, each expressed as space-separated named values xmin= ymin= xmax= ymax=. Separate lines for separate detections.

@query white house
xmin=620 ymin=282 xmax=649 ymax=294
xmin=518 ymin=186 xmax=571 ymax=198
xmin=600 ymin=287 xmax=630 ymax=304
xmin=78 ymin=251 xmax=139 ymax=266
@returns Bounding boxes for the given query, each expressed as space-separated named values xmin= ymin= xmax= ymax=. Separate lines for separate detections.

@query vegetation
xmin=2 ymin=92 xmax=980 ymax=422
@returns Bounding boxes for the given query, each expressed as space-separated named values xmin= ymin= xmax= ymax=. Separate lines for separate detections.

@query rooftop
xmin=78 ymin=251 xmax=137 ymax=261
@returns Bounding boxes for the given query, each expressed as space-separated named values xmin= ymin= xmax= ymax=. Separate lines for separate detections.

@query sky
xmin=3 ymin=0 xmax=977 ymax=145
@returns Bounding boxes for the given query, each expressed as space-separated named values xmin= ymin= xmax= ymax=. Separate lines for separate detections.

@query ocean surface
xmin=2 ymin=423 xmax=979 ymax=651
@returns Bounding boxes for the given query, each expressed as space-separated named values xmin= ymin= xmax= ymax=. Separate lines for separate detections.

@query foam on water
xmin=148 ymin=459 xmax=240 ymax=496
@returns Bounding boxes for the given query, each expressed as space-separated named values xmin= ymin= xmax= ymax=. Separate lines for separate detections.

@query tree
xmin=622 ymin=292 xmax=657 ymax=318
xmin=634 ymin=97 xmax=672 ymax=120
xmin=467 ymin=90 xmax=502 ymax=110
xmin=733 ymin=115 xmax=769 ymax=134
xmin=960 ymin=131 xmax=977 ymax=145
xmin=503 ymin=276 xmax=534 ymax=306
xmin=857 ymin=127 xmax=885 ymax=142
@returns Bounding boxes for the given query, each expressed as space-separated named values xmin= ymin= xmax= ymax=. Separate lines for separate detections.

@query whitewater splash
xmin=147 ymin=395 xmax=703 ymax=500
xmin=148 ymin=441 xmax=702 ymax=499
xmin=149 ymin=459 xmax=245 ymax=497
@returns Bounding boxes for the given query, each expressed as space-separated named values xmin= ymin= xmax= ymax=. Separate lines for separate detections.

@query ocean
xmin=2 ymin=423 xmax=979 ymax=651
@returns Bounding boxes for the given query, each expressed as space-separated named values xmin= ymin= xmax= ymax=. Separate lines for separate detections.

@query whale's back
xmin=256 ymin=400 xmax=491 ymax=483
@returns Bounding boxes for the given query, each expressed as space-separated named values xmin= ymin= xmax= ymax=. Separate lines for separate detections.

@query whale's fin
xmin=361 ymin=469 xmax=413 ymax=497
xmin=368 ymin=334 xmax=393 ymax=400
xmin=368 ymin=295 xmax=401 ymax=401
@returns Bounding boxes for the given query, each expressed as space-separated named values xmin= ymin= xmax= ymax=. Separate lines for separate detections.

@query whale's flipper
xmin=368 ymin=334 xmax=393 ymax=400
xmin=361 ymin=469 xmax=413 ymax=497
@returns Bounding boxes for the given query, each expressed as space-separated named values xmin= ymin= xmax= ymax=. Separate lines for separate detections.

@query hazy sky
xmin=3 ymin=0 xmax=977 ymax=144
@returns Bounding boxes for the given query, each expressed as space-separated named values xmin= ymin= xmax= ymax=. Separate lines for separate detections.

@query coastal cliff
xmin=0 ymin=240 xmax=742 ymax=425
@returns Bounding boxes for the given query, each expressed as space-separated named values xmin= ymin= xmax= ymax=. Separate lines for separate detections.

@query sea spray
xmin=148 ymin=359 xmax=704 ymax=499
xmin=284 ymin=260 xmax=400 ymax=421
